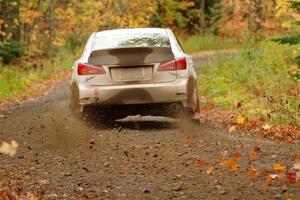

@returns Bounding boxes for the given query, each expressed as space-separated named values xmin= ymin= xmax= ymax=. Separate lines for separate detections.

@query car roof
xmin=94 ymin=28 xmax=168 ymax=38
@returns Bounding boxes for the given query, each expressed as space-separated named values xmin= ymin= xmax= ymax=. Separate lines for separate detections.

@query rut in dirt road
xmin=0 ymin=58 xmax=299 ymax=199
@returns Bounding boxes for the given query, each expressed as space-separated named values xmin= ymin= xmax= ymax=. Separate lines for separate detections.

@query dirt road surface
xmin=0 ymin=57 xmax=299 ymax=200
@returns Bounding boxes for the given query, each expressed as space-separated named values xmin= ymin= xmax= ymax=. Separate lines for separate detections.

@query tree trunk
xmin=200 ymin=0 xmax=206 ymax=35
xmin=47 ymin=0 xmax=55 ymax=50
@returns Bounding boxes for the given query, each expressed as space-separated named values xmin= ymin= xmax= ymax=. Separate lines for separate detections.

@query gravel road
xmin=0 ymin=56 xmax=299 ymax=199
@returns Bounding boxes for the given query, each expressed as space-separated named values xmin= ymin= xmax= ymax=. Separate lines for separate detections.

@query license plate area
xmin=110 ymin=66 xmax=153 ymax=82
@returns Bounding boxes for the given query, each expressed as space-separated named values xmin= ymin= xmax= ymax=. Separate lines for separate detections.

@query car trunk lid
xmin=86 ymin=47 xmax=176 ymax=86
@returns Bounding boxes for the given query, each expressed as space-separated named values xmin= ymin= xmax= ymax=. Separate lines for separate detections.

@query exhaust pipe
xmin=169 ymin=103 xmax=180 ymax=114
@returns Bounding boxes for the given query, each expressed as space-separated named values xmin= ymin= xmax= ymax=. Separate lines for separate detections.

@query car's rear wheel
xmin=70 ymin=83 xmax=81 ymax=116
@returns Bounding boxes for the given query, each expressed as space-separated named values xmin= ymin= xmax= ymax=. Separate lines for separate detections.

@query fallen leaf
xmin=237 ymin=114 xmax=245 ymax=125
xmin=130 ymin=145 xmax=136 ymax=151
xmin=273 ymin=163 xmax=285 ymax=171
xmin=226 ymin=159 xmax=238 ymax=172
xmin=198 ymin=160 xmax=206 ymax=167
xmin=270 ymin=174 xmax=279 ymax=179
xmin=279 ymin=172 xmax=286 ymax=179
xmin=231 ymin=153 xmax=241 ymax=158
xmin=234 ymin=143 xmax=244 ymax=150
xmin=184 ymin=136 xmax=191 ymax=143
xmin=287 ymin=172 xmax=297 ymax=184
xmin=249 ymin=151 xmax=257 ymax=160
xmin=248 ymin=168 xmax=258 ymax=178
xmin=218 ymin=155 xmax=225 ymax=166
xmin=265 ymin=175 xmax=272 ymax=186
xmin=0 ymin=140 xmax=19 ymax=157
xmin=294 ymin=161 xmax=300 ymax=171
xmin=229 ymin=126 xmax=236 ymax=133
xmin=207 ymin=166 xmax=214 ymax=175
xmin=262 ymin=124 xmax=272 ymax=130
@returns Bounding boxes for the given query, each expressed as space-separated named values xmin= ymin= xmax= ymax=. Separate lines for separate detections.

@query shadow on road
xmin=81 ymin=105 xmax=182 ymax=130
xmin=77 ymin=105 xmax=199 ymax=130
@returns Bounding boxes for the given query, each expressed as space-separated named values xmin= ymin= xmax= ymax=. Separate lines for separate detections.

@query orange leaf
xmin=226 ymin=159 xmax=238 ymax=172
xmin=273 ymin=163 xmax=285 ymax=171
xmin=229 ymin=126 xmax=236 ymax=133
xmin=294 ymin=161 xmax=300 ymax=171
xmin=207 ymin=166 xmax=214 ymax=175
xmin=279 ymin=172 xmax=286 ymax=179
xmin=237 ymin=114 xmax=245 ymax=124
xmin=265 ymin=175 xmax=272 ymax=186
xmin=218 ymin=155 xmax=225 ymax=166
xmin=262 ymin=124 xmax=272 ymax=130
xmin=248 ymin=168 xmax=258 ymax=178
xmin=198 ymin=160 xmax=206 ymax=167
xmin=249 ymin=151 xmax=257 ymax=160
xmin=184 ymin=136 xmax=191 ymax=143
xmin=231 ymin=153 xmax=241 ymax=158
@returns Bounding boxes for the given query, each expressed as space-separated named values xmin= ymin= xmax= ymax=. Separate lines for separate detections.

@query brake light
xmin=77 ymin=63 xmax=106 ymax=75
xmin=158 ymin=58 xmax=187 ymax=71
xmin=176 ymin=57 xmax=187 ymax=70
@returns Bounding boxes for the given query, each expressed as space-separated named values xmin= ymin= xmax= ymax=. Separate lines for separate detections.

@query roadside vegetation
xmin=198 ymin=41 xmax=299 ymax=129
xmin=0 ymin=48 xmax=78 ymax=110
xmin=179 ymin=34 xmax=240 ymax=53
xmin=0 ymin=48 xmax=76 ymax=99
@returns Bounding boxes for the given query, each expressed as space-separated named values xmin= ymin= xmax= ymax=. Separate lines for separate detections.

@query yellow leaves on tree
xmin=20 ymin=9 xmax=41 ymax=25
xmin=276 ymin=0 xmax=300 ymax=29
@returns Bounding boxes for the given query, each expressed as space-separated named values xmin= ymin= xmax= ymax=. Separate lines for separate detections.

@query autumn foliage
xmin=1 ymin=0 xmax=298 ymax=64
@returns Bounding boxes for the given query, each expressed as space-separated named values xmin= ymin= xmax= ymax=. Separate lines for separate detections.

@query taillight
xmin=158 ymin=57 xmax=187 ymax=71
xmin=77 ymin=63 xmax=106 ymax=75
xmin=176 ymin=57 xmax=187 ymax=70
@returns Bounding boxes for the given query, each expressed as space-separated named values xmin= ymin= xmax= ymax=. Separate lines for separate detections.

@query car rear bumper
xmin=78 ymin=78 xmax=189 ymax=107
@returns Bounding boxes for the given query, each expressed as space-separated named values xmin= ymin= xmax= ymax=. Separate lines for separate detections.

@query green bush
xmin=66 ymin=34 xmax=88 ymax=53
xmin=0 ymin=40 xmax=24 ymax=64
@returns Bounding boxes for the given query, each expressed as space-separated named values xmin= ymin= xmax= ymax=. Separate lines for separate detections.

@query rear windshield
xmin=92 ymin=33 xmax=170 ymax=50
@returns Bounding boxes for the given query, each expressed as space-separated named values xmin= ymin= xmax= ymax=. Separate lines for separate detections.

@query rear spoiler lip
xmin=88 ymin=46 xmax=175 ymax=66
xmin=91 ymin=46 xmax=171 ymax=51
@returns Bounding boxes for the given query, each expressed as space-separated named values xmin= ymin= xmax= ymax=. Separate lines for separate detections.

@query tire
xmin=187 ymin=78 xmax=198 ymax=111
xmin=69 ymin=83 xmax=81 ymax=116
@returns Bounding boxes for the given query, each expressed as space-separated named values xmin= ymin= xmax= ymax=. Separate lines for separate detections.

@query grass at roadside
xmin=197 ymin=41 xmax=300 ymax=127
xmin=180 ymin=34 xmax=241 ymax=53
xmin=0 ymin=48 xmax=78 ymax=109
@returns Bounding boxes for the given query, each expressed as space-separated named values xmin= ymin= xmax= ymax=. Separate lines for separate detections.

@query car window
xmin=92 ymin=33 xmax=170 ymax=50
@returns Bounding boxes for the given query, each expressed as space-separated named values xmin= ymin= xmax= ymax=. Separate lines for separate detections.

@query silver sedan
xmin=70 ymin=28 xmax=199 ymax=119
